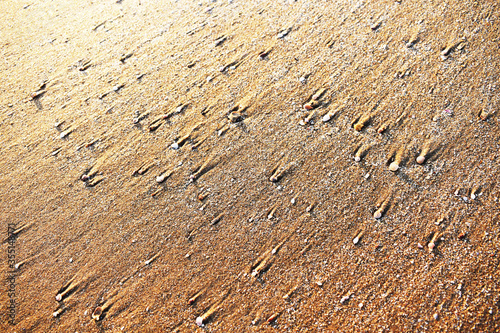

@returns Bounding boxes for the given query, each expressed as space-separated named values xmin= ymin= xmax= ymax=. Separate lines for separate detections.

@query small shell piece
xmin=92 ymin=307 xmax=103 ymax=321
xmin=196 ymin=316 xmax=204 ymax=327
xmin=389 ymin=162 xmax=399 ymax=172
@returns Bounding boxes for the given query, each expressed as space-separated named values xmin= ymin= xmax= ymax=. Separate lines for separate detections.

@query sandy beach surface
xmin=0 ymin=0 xmax=499 ymax=331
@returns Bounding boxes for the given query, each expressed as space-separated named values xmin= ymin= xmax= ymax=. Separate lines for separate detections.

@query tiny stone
xmin=171 ymin=142 xmax=179 ymax=150
xmin=433 ymin=313 xmax=439 ymax=320
xmin=373 ymin=211 xmax=382 ymax=219
xmin=299 ymin=76 xmax=306 ymax=84
xmin=364 ymin=173 xmax=370 ymax=179
xmin=358 ymin=302 xmax=364 ymax=309
xmin=69 ymin=258 xmax=73 ymax=263
xmin=196 ymin=317 xmax=204 ymax=327
xmin=416 ymin=156 xmax=425 ymax=164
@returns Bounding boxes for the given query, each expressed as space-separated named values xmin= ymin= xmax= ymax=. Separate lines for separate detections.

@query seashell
xmin=389 ymin=162 xmax=399 ymax=172
xmin=92 ymin=307 xmax=102 ymax=321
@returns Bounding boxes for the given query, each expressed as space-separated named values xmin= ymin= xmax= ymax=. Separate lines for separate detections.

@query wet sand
xmin=0 ymin=0 xmax=499 ymax=331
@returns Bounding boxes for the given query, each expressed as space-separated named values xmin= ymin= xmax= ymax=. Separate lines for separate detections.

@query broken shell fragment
xmin=53 ymin=308 xmax=64 ymax=317
xmin=267 ymin=312 xmax=279 ymax=324
xmin=92 ymin=307 xmax=103 ymax=321
xmin=196 ymin=316 xmax=205 ymax=327
xmin=303 ymin=100 xmax=320 ymax=110
xmin=389 ymin=162 xmax=399 ymax=172
xmin=228 ymin=112 xmax=243 ymax=123
xmin=59 ymin=130 xmax=72 ymax=139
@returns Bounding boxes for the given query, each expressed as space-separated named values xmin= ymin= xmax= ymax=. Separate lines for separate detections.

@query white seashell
xmin=389 ymin=162 xmax=399 ymax=171
xmin=416 ymin=156 xmax=425 ymax=164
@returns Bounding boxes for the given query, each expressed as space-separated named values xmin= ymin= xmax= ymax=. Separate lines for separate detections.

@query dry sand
xmin=0 ymin=0 xmax=499 ymax=331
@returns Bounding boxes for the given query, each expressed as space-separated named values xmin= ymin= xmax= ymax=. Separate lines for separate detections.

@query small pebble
xmin=340 ymin=295 xmax=350 ymax=304
xmin=433 ymin=313 xmax=439 ymax=320
xmin=171 ymin=142 xmax=179 ymax=150
xmin=416 ymin=156 xmax=426 ymax=164
xmin=299 ymin=76 xmax=307 ymax=84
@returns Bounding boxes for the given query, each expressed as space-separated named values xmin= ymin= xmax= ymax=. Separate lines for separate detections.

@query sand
xmin=0 ymin=0 xmax=499 ymax=331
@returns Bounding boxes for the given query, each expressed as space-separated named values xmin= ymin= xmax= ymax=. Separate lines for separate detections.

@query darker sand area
xmin=0 ymin=0 xmax=499 ymax=332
